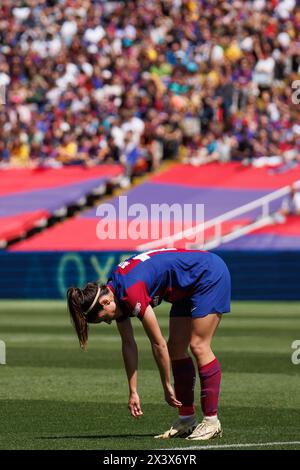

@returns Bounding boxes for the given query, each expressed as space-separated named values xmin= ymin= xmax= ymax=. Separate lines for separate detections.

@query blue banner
xmin=0 ymin=251 xmax=300 ymax=300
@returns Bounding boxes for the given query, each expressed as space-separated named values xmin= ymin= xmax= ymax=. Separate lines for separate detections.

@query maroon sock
xmin=199 ymin=357 xmax=221 ymax=417
xmin=171 ymin=357 xmax=196 ymax=416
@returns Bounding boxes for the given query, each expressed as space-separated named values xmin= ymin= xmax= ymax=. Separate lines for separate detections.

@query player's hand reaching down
xmin=128 ymin=392 xmax=143 ymax=418
xmin=164 ymin=383 xmax=182 ymax=409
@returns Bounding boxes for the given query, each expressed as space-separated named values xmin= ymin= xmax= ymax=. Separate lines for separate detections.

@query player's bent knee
xmin=190 ymin=341 xmax=211 ymax=359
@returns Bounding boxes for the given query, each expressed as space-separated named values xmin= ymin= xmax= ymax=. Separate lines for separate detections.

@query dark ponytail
xmin=67 ymin=282 xmax=110 ymax=350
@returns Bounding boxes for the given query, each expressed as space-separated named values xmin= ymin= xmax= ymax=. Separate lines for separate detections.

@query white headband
xmin=83 ymin=287 xmax=101 ymax=316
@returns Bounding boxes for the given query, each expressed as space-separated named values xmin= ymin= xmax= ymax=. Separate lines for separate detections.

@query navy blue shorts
xmin=170 ymin=254 xmax=231 ymax=319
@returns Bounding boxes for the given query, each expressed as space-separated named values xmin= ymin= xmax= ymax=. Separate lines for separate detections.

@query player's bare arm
xmin=117 ymin=317 xmax=142 ymax=418
xmin=141 ymin=306 xmax=182 ymax=409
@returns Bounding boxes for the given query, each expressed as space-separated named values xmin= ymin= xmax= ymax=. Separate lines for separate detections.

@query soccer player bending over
xmin=67 ymin=248 xmax=231 ymax=441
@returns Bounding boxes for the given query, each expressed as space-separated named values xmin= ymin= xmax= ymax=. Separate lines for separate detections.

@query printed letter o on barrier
xmin=57 ymin=254 xmax=86 ymax=298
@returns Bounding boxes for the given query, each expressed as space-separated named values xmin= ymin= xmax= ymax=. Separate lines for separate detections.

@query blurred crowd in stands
xmin=0 ymin=0 xmax=299 ymax=182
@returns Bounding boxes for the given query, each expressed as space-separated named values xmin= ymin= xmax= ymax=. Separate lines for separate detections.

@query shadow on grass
xmin=2 ymin=400 xmax=300 ymax=450
xmin=38 ymin=433 xmax=155 ymax=440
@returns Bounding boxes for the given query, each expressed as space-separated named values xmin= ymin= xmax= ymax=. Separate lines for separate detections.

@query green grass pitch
xmin=0 ymin=300 xmax=300 ymax=450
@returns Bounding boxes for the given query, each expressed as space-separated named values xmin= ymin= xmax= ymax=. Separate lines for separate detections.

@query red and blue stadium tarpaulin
xmin=0 ymin=165 xmax=123 ymax=243
xmin=8 ymin=162 xmax=300 ymax=251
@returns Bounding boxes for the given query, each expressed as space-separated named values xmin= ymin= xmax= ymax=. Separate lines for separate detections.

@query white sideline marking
xmin=161 ymin=440 xmax=300 ymax=450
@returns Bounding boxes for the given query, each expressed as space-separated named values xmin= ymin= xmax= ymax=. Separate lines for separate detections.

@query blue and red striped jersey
xmin=107 ymin=248 xmax=220 ymax=321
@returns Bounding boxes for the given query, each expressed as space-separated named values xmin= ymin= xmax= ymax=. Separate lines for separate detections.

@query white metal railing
xmin=137 ymin=180 xmax=300 ymax=251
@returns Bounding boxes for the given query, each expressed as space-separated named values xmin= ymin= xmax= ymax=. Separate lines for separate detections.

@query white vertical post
xmin=262 ymin=201 xmax=269 ymax=219
xmin=0 ymin=340 xmax=6 ymax=365
xmin=215 ymin=221 xmax=222 ymax=244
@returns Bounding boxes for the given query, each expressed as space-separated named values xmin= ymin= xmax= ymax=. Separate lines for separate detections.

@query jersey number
xmin=133 ymin=248 xmax=177 ymax=262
